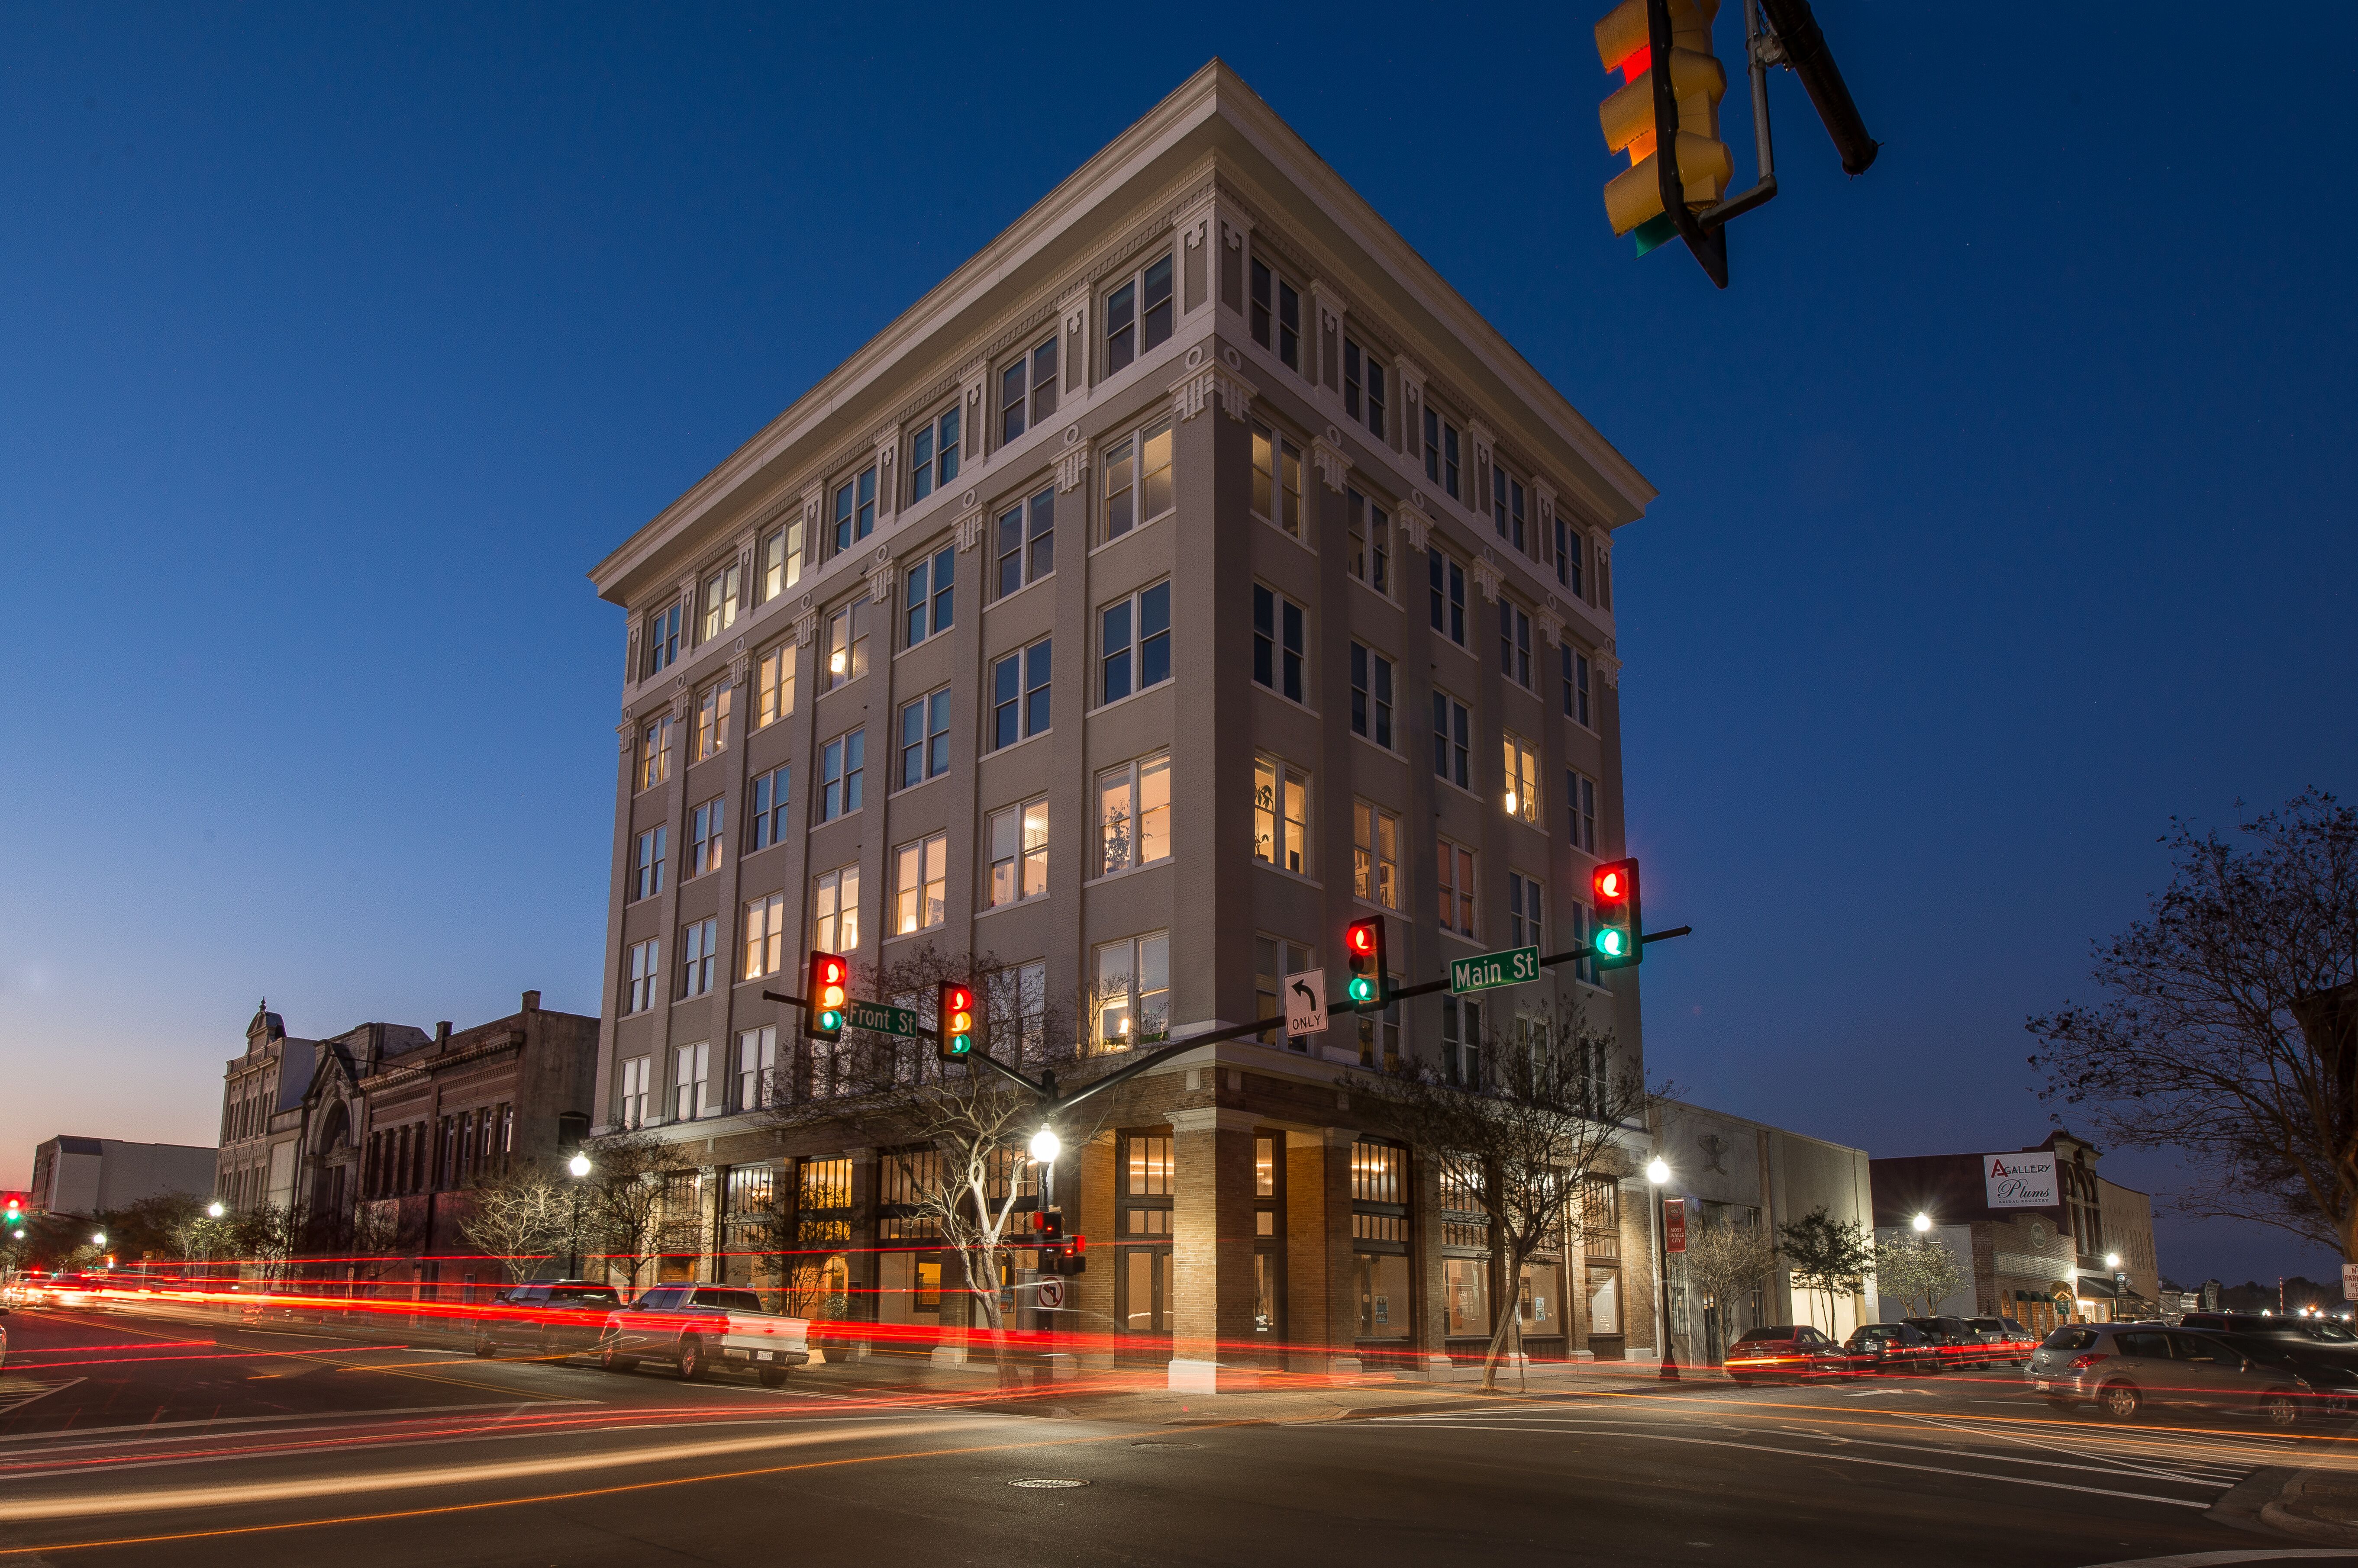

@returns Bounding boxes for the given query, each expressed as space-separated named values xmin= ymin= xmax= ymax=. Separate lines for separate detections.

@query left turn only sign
xmin=1284 ymin=969 xmax=1327 ymax=1036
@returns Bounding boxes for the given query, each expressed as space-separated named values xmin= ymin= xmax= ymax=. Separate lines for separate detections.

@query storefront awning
xmin=2075 ymin=1274 xmax=2120 ymax=1299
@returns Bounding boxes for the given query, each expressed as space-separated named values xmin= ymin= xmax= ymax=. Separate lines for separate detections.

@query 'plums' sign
xmin=1984 ymin=1153 xmax=2058 ymax=1209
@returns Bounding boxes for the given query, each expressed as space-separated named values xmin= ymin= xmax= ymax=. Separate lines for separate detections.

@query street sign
xmin=1664 ymin=1197 xmax=1687 ymax=1254
xmin=2342 ymin=1264 xmax=2357 ymax=1303
xmin=1284 ymin=969 xmax=1327 ymax=1036
xmin=1449 ymin=946 xmax=1541 ymax=995
xmin=1037 ymin=1277 xmax=1066 ymax=1310
xmin=845 ymin=1000 xmax=922 ymax=1038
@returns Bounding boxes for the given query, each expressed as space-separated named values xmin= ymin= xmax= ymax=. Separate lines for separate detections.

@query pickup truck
xmin=598 ymin=1283 xmax=812 ymax=1386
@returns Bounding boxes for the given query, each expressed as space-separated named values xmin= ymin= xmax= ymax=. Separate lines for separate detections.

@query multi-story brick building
xmin=586 ymin=63 xmax=1659 ymax=1385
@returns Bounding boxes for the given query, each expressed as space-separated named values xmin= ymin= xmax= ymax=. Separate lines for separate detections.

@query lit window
xmin=832 ymin=464 xmax=878 ymax=554
xmin=909 ymin=406 xmax=960 ymax=502
xmin=758 ymin=515 xmax=804 ymax=603
xmin=1105 ymin=252 xmax=1174 ymax=375
xmin=1100 ymin=582 xmax=1171 ymax=704
xmin=1433 ymin=693 xmax=1471 ymax=791
xmin=1354 ymin=802 xmax=1400 ymax=911
xmin=1251 ymin=422 xmax=1305 ymax=539
xmin=813 ymin=864 xmax=860 ymax=953
xmin=1252 ymin=585 xmax=1305 ymax=704
xmin=742 ymin=892 xmax=785 ymax=979
xmin=1252 ymin=756 xmax=1310 ymax=875
xmin=819 ymin=597 xmax=871 ymax=693
xmin=994 ymin=486 xmax=1055 ymax=598
xmin=701 ymin=563 xmax=741 ymax=642
xmin=749 ymin=765 xmax=789 ymax=852
xmin=1000 ymin=334 xmax=1058 ymax=444
xmin=1096 ymin=932 xmax=1171 ymax=1049
xmin=894 ymin=833 xmax=949 ymax=935
xmin=638 ymin=714 xmax=674 ymax=792
xmin=899 ymin=689 xmax=951 ymax=787
xmin=1096 ymin=753 xmax=1171 ymax=876
xmin=756 ymin=641 xmax=797 ymax=728
xmin=694 ymin=680 xmax=732 ymax=761
xmin=903 ymin=546 xmax=955 ymax=647
xmin=672 ymin=1040 xmax=713 ymax=1120
xmin=1103 ymin=416 xmax=1174 ymax=542
xmin=679 ymin=918 xmax=717 ymax=998
xmin=1437 ymin=837 xmax=1477 ymax=936
xmin=1350 ymin=642 xmax=1394 ymax=750
xmin=818 ymin=729 xmax=864 ymax=821
xmin=987 ymin=798 xmax=1049 ymax=908
xmin=1502 ymin=734 xmax=1539 ymax=824
xmin=688 ymin=795 xmax=726 ymax=876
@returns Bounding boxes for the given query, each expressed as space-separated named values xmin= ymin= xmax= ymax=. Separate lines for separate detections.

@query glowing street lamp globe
xmin=1645 ymin=1157 xmax=1670 ymax=1186
xmin=1911 ymin=1212 xmax=1932 ymax=1233
xmin=1029 ymin=1127 xmax=1062 ymax=1164
xmin=206 ymin=1201 xmax=226 ymax=1219
xmin=569 ymin=1152 xmax=594 ymax=1179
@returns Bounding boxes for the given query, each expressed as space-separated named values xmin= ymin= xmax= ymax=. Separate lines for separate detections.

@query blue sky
xmin=3 ymin=4 xmax=2351 ymax=1285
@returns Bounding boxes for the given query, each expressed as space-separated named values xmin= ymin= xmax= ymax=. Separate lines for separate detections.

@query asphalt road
xmin=1 ymin=1306 xmax=2352 ymax=1568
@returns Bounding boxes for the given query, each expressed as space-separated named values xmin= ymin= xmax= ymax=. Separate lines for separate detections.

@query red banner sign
xmin=1664 ymin=1197 xmax=1687 ymax=1254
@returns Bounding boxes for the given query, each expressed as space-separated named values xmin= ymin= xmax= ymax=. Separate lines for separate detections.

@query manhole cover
xmin=1131 ymin=1441 xmax=1199 ymax=1449
xmin=1008 ymin=1478 xmax=1091 ymax=1489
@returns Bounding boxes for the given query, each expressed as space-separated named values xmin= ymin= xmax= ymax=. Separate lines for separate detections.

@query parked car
xmin=1844 ymin=1321 xmax=1941 ymax=1377
xmin=2028 ymin=1323 xmax=2316 ymax=1423
xmin=1726 ymin=1324 xmax=1850 ymax=1384
xmin=2210 ymin=1332 xmax=2358 ymax=1414
xmin=472 ymin=1281 xmax=626 ymax=1363
xmin=597 ymin=1283 xmax=812 ymax=1386
xmin=1903 ymin=1316 xmax=1992 ymax=1371
xmin=2177 ymin=1313 xmax=2358 ymax=1363
xmin=0 ymin=1304 xmax=10 ymax=1369
xmin=1964 ymin=1315 xmax=2035 ymax=1368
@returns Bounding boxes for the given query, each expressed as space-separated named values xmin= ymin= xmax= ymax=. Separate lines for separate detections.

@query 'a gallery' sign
xmin=1984 ymin=1152 xmax=2058 ymax=1209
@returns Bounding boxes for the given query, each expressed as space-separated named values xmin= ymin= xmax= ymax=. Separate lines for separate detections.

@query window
xmin=1256 ymin=935 xmax=1314 ymax=1050
xmin=1096 ymin=753 xmax=1171 ymax=876
xmin=694 ymin=680 xmax=732 ymax=761
xmin=1000 ymin=334 xmax=1058 ymax=443
xmin=638 ymin=714 xmax=674 ymax=791
xmin=749 ymin=765 xmax=790 ymax=852
xmin=1563 ymin=644 xmax=1591 ymax=727
xmin=903 ymin=546 xmax=955 ymax=648
xmin=678 ymin=919 xmax=716 ymax=998
xmin=1347 ymin=488 xmax=1390 ymax=595
xmin=1350 ymin=643 xmax=1393 ymax=749
xmin=672 ymin=1041 xmax=713 ymax=1121
xmin=1117 ymin=1130 xmax=1176 ymax=1332
xmin=1438 ymin=835 xmax=1477 ymax=936
xmin=632 ymin=827 xmax=666 ymax=902
xmin=758 ymin=515 xmax=804 ymax=604
xmin=1358 ymin=981 xmax=1401 ymax=1070
xmin=689 ymin=796 xmax=726 ymax=876
xmin=1433 ymin=693 xmax=1471 ymax=791
xmin=1507 ymin=870 xmax=1544 ymax=951
xmin=625 ymin=939 xmax=661 ymax=1014
xmin=894 ymin=833 xmax=949 ymax=935
xmin=1252 ymin=585 xmax=1305 ymax=703
xmin=756 ymin=642 xmax=797 ymax=728
xmin=990 ymin=959 xmax=1048 ymax=1063
xmin=1100 ymin=582 xmax=1171 ymax=704
xmin=832 ymin=464 xmax=877 ymax=554
xmin=994 ymin=486 xmax=1054 ymax=598
xmin=1492 ymin=468 xmax=1527 ymax=553
xmin=1442 ymin=997 xmax=1482 ymax=1086
xmin=813 ymin=864 xmax=860 ymax=953
xmin=1354 ymin=802 xmax=1400 ymax=910
xmin=818 ymin=729 xmax=864 ymax=820
xmin=1424 ymin=407 xmax=1461 ymax=500
xmin=742 ymin=892 xmax=785 ymax=980
xmin=1557 ymin=515 xmax=1582 ymax=595
xmin=1105 ymin=252 xmax=1174 ymax=374
xmin=1564 ymin=901 xmax=1598 ymax=985
xmin=641 ymin=602 xmax=684 ymax=681
xmin=1430 ymin=551 xmax=1467 ymax=646
xmin=819 ymin=597 xmax=871 ymax=693
xmin=1342 ymin=339 xmax=1385 ymax=440
xmin=1102 ymin=417 xmax=1173 ymax=541
xmin=1500 ymin=601 xmax=1533 ymax=689
xmin=990 ymin=639 xmax=1052 ymax=748
xmin=1502 ymin=733 xmax=1539 ymax=824
xmin=1251 ymin=423 xmax=1305 ymax=539
xmin=1096 ymin=932 xmax=1171 ymax=1049
xmin=1568 ymin=770 xmax=1597 ymax=854
xmin=909 ymin=407 xmax=960 ymax=502
xmin=898 ymin=689 xmax=951 ymax=787
xmin=1252 ymin=756 xmax=1310 ymax=875
xmin=616 ymin=1055 xmax=651 ymax=1129
xmin=1249 ymin=257 xmax=1300 ymax=371
xmin=701 ymin=563 xmax=741 ymax=643
xmin=736 ymin=1027 xmax=777 ymax=1112
xmin=987 ymin=798 xmax=1049 ymax=907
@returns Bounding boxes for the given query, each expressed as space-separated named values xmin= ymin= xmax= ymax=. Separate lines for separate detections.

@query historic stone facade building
xmin=586 ymin=63 xmax=1661 ymax=1385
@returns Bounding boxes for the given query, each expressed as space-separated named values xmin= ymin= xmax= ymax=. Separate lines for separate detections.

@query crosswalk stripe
xmin=0 ymin=1378 xmax=86 ymax=1416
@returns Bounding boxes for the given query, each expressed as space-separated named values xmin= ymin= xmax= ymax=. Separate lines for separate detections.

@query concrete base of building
xmin=1168 ymin=1359 xmax=1263 ymax=1394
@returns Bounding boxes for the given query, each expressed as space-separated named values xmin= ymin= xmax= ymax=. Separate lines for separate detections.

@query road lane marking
xmin=2076 ymin=1553 xmax=2358 ymax=1566
xmin=0 ymin=1380 xmax=85 ymax=1417
xmin=1354 ymin=1422 xmax=2214 ymax=1508
xmin=0 ymin=1400 xmax=603 ymax=1449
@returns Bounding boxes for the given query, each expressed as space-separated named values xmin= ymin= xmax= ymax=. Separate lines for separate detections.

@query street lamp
xmin=206 ymin=1201 xmax=226 ymax=1219
xmin=91 ymin=1231 xmax=106 ymax=1248
xmin=1911 ymin=1212 xmax=1932 ymax=1233
xmin=2104 ymin=1252 xmax=2121 ymax=1269
xmin=566 ymin=1153 xmax=592 ymax=1279
xmin=1029 ymin=1127 xmax=1062 ymax=1165
xmin=1646 ymin=1158 xmax=1677 ymax=1381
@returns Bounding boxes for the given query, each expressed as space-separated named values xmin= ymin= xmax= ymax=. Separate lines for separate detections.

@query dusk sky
xmin=3 ymin=4 xmax=2350 ymax=1287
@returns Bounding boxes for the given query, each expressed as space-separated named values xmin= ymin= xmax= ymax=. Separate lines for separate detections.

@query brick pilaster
xmin=1167 ymin=1106 xmax=1260 ymax=1391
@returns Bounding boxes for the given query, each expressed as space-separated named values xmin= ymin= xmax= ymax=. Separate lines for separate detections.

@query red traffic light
xmin=1348 ymin=924 xmax=1376 ymax=954
xmin=1594 ymin=866 xmax=1626 ymax=902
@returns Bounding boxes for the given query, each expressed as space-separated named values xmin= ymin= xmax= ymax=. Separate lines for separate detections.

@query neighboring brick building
xmin=584 ymin=63 xmax=1662 ymax=1387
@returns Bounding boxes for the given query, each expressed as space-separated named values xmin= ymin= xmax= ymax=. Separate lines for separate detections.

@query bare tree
xmin=1680 ymin=1219 xmax=1777 ymax=1352
xmin=580 ymin=1133 xmax=679 ymax=1292
xmin=230 ymin=1203 xmax=299 ymax=1285
xmin=458 ymin=1171 xmax=569 ymax=1283
xmin=1874 ymin=1231 xmax=1967 ymax=1319
xmin=1345 ymin=1002 xmax=1655 ymax=1392
xmin=1779 ymin=1206 xmax=1874 ymax=1330
xmin=2029 ymin=791 xmax=2358 ymax=1259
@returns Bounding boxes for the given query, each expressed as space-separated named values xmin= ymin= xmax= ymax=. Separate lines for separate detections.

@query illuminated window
xmin=1096 ymin=932 xmax=1170 ymax=1049
xmin=1353 ymin=802 xmax=1400 ymax=911
xmin=987 ymin=798 xmax=1049 ymax=907
xmin=638 ymin=714 xmax=674 ymax=792
xmin=742 ymin=892 xmax=785 ymax=979
xmin=1252 ymin=756 xmax=1310 ymax=875
xmin=756 ymin=641 xmax=796 ymax=728
xmin=1502 ymin=733 xmax=1539 ymax=824
xmin=1102 ymin=417 xmax=1174 ymax=541
xmin=694 ymin=680 xmax=732 ymax=761
xmin=1096 ymin=753 xmax=1171 ymax=876
xmin=813 ymin=864 xmax=859 ymax=954
xmin=701 ymin=563 xmax=741 ymax=643
xmin=819 ymin=597 xmax=871 ymax=693
xmin=758 ymin=515 xmax=804 ymax=603
xmin=893 ymin=833 xmax=948 ymax=935
xmin=1251 ymin=422 xmax=1305 ymax=539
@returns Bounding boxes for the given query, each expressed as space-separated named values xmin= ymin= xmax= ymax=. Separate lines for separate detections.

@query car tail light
xmin=2068 ymin=1353 xmax=2106 ymax=1372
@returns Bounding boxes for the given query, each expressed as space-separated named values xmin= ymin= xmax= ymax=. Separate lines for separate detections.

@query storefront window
xmin=1118 ymin=1131 xmax=1174 ymax=1334
xmin=1586 ymin=1265 xmax=1621 ymax=1335
xmin=1520 ymin=1261 xmax=1563 ymax=1333
xmin=1445 ymin=1258 xmax=1490 ymax=1336
xmin=1356 ymin=1252 xmax=1411 ymax=1339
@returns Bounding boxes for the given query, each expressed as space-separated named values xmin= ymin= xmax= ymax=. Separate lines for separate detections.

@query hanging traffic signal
xmin=939 ymin=982 xmax=979 ymax=1062
xmin=1592 ymin=859 xmax=1643 ymax=969
xmin=1048 ymin=1232 xmax=1088 ymax=1277
xmin=1345 ymin=917 xmax=1389 ymax=1010
xmin=1595 ymin=0 xmax=1731 ymax=258
xmin=1032 ymin=1207 xmax=1065 ymax=1245
xmin=807 ymin=952 xmax=848 ymax=1041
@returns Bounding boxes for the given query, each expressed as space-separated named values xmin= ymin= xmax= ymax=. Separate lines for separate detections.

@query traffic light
xmin=807 ymin=952 xmax=848 ymax=1041
xmin=1049 ymin=1233 xmax=1088 ymax=1278
xmin=1344 ymin=917 xmax=1389 ymax=1010
xmin=1592 ymin=859 xmax=1643 ymax=969
xmin=1032 ymin=1210 xmax=1087 ymax=1276
xmin=1032 ymin=1207 xmax=1065 ymax=1245
xmin=938 ymin=981 xmax=979 ymax=1062
xmin=1595 ymin=0 xmax=1731 ymax=255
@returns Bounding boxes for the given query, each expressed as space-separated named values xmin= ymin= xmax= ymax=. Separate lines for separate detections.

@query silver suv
xmin=2028 ymin=1322 xmax=2316 ymax=1424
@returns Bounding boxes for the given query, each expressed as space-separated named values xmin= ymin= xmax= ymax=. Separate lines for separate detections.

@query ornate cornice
xmin=1396 ymin=502 xmax=1431 ymax=551
xmin=1470 ymin=553 xmax=1503 ymax=602
xmin=1055 ymin=433 xmax=1092 ymax=493
xmin=1311 ymin=436 xmax=1352 ymax=493
xmin=1171 ymin=360 xmax=1255 ymax=422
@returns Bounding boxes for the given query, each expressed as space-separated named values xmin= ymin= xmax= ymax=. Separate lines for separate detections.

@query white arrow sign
xmin=1284 ymin=968 xmax=1328 ymax=1037
xmin=1037 ymin=1276 xmax=1066 ymax=1311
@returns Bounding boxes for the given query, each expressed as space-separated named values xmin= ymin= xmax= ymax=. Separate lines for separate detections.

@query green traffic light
xmin=1348 ymin=977 xmax=1374 ymax=1002
xmin=1596 ymin=930 xmax=1626 ymax=958
xmin=820 ymin=1010 xmax=843 ymax=1030
xmin=949 ymin=1034 xmax=971 ymax=1055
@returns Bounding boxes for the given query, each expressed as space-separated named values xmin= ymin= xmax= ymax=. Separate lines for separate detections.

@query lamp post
xmin=1911 ymin=1211 xmax=1932 ymax=1233
xmin=2105 ymin=1251 xmax=2125 ymax=1318
xmin=567 ymin=1152 xmax=592 ymax=1280
xmin=1646 ymin=1157 xmax=1677 ymax=1381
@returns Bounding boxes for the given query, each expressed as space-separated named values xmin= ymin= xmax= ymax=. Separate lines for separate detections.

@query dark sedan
xmin=1904 ymin=1315 xmax=1993 ymax=1371
xmin=1845 ymin=1321 xmax=1940 ymax=1376
xmin=1726 ymin=1324 xmax=1849 ymax=1383
xmin=472 ymin=1280 xmax=625 ymax=1363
